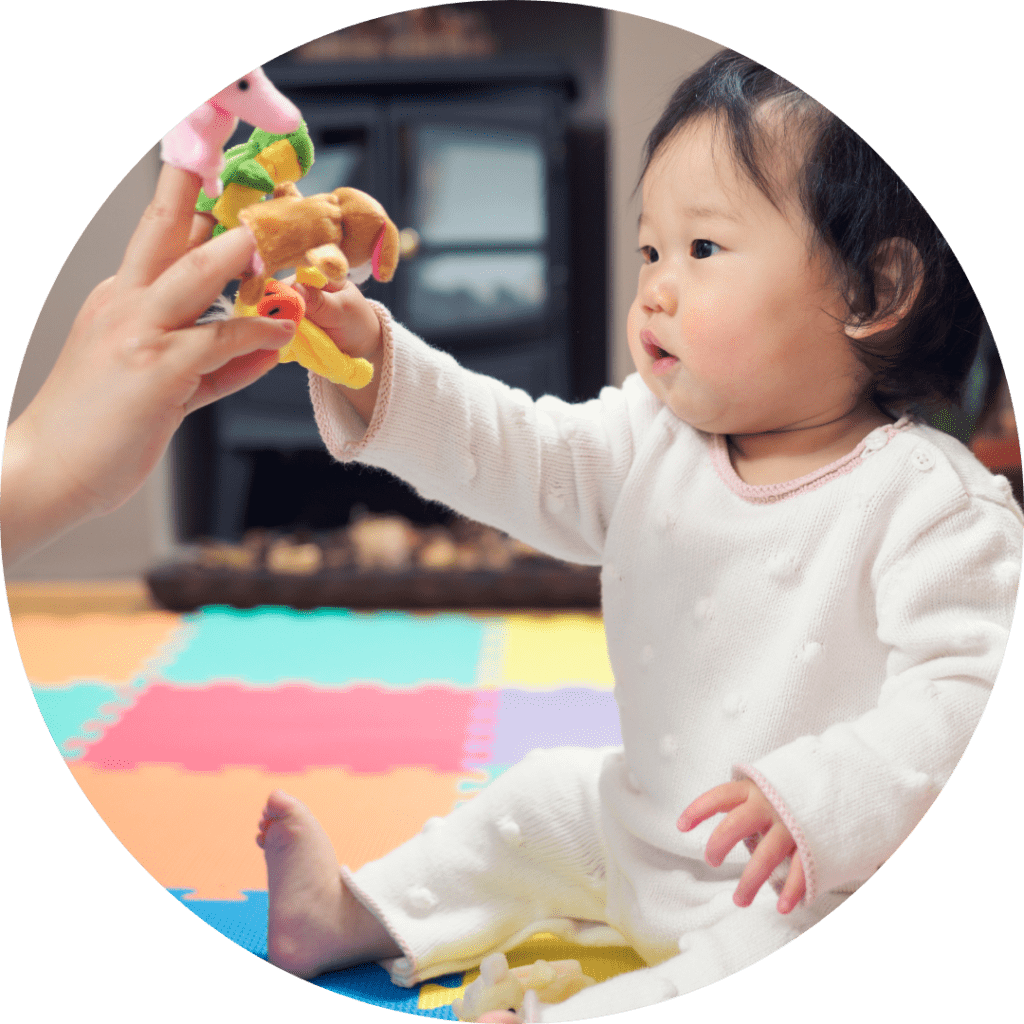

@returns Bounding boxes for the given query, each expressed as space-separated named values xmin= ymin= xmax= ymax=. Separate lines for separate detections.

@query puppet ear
xmin=331 ymin=188 xmax=400 ymax=281
xmin=371 ymin=217 xmax=400 ymax=282
xmin=844 ymin=237 xmax=923 ymax=340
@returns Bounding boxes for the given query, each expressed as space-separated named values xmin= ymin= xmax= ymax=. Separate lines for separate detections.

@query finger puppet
xmin=236 ymin=183 xmax=400 ymax=305
xmin=161 ymin=68 xmax=301 ymax=197
xmin=196 ymin=122 xmax=316 ymax=235
xmin=236 ymin=279 xmax=374 ymax=389
xmin=451 ymin=952 xmax=595 ymax=1022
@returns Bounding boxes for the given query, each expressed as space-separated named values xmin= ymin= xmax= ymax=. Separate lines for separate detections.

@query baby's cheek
xmin=625 ymin=301 xmax=647 ymax=367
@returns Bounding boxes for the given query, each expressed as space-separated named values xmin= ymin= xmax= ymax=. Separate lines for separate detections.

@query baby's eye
xmin=639 ymin=245 xmax=659 ymax=264
xmin=691 ymin=239 xmax=720 ymax=259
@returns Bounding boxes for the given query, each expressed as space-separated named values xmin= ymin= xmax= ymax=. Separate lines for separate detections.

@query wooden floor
xmin=5 ymin=580 xmax=155 ymax=617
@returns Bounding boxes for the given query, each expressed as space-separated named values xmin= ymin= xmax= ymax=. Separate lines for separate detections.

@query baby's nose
xmin=642 ymin=269 xmax=678 ymax=316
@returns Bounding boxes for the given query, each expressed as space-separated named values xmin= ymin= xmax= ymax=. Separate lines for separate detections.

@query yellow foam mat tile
xmin=13 ymin=612 xmax=184 ymax=687
xmin=68 ymin=763 xmax=467 ymax=901
xmin=495 ymin=613 xmax=614 ymax=690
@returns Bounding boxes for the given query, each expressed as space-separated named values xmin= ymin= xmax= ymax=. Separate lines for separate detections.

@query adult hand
xmin=678 ymin=779 xmax=806 ymax=914
xmin=1 ymin=164 xmax=296 ymax=564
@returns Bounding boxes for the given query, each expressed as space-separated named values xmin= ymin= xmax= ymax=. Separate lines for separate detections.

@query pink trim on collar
xmin=710 ymin=416 xmax=913 ymax=504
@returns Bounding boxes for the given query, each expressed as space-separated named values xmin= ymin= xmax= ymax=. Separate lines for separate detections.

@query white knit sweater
xmin=310 ymin=304 xmax=1022 ymax=906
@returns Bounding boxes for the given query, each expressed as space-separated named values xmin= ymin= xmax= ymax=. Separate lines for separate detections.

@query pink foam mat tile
xmin=80 ymin=682 xmax=480 ymax=773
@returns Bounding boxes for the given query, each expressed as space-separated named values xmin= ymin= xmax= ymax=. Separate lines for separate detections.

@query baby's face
xmin=627 ymin=117 xmax=867 ymax=438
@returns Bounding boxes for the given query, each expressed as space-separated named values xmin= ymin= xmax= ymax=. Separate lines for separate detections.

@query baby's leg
xmin=257 ymin=790 xmax=402 ymax=977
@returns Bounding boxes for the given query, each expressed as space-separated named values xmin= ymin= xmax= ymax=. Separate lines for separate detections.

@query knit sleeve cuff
xmin=308 ymin=299 xmax=395 ymax=462
xmin=732 ymin=762 xmax=818 ymax=906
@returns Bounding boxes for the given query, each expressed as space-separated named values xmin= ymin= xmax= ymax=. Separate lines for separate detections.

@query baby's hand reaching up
xmin=678 ymin=780 xmax=806 ymax=914
xmin=293 ymin=279 xmax=384 ymax=423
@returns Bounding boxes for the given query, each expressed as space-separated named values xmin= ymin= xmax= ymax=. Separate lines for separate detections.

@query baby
xmin=254 ymin=50 xmax=1022 ymax=1021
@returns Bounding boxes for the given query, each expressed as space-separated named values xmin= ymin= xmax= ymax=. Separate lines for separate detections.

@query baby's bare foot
xmin=258 ymin=790 xmax=398 ymax=978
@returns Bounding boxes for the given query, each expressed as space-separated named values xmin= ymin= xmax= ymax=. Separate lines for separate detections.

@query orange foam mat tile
xmin=13 ymin=612 xmax=185 ymax=687
xmin=68 ymin=763 xmax=467 ymax=901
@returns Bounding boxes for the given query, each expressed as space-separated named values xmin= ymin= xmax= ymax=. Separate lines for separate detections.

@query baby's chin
xmin=637 ymin=375 xmax=731 ymax=435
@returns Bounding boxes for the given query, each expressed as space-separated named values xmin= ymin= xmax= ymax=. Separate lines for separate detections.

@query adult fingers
xmin=187 ymin=348 xmax=284 ymax=412
xmin=703 ymin=801 xmax=767 ymax=868
xmin=733 ymin=823 xmax=795 ymax=908
xmin=166 ymin=314 xmax=296 ymax=384
xmin=118 ymin=165 xmax=203 ymax=289
xmin=188 ymin=212 xmax=217 ymax=251
xmin=144 ymin=225 xmax=258 ymax=330
xmin=776 ymin=855 xmax=806 ymax=914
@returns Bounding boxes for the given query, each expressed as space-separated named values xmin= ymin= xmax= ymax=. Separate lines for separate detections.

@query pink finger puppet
xmin=161 ymin=68 xmax=302 ymax=197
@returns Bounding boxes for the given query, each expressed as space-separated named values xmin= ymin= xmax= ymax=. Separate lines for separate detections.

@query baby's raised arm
xmin=300 ymin=291 xmax=656 ymax=565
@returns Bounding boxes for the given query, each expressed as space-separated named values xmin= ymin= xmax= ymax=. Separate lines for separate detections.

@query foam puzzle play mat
xmin=16 ymin=603 xmax=646 ymax=1016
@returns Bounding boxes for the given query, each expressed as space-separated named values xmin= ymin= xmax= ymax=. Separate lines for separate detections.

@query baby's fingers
xmin=678 ymin=781 xmax=749 ymax=832
xmin=776 ymin=852 xmax=806 ymax=915
xmin=733 ymin=822 xmax=795 ymax=908
xmin=703 ymin=801 xmax=769 ymax=868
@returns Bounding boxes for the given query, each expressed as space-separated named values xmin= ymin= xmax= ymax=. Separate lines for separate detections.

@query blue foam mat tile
xmin=170 ymin=888 xmax=269 ymax=959
xmin=315 ymin=963 xmax=458 ymax=1018
xmin=170 ymin=889 xmax=458 ymax=1018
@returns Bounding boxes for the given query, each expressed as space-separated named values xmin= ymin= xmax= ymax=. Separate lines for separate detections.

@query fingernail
xmin=262 ymin=317 xmax=296 ymax=335
xmin=677 ymin=814 xmax=690 ymax=831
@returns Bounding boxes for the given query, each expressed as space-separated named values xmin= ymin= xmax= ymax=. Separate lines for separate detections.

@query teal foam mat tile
xmin=31 ymin=682 xmax=134 ymax=759
xmin=162 ymin=607 xmax=486 ymax=688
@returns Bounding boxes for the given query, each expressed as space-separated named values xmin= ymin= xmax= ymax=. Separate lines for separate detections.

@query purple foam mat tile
xmin=489 ymin=688 xmax=622 ymax=767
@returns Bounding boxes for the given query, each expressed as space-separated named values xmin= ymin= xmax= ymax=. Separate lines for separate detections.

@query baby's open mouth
xmin=641 ymin=332 xmax=674 ymax=362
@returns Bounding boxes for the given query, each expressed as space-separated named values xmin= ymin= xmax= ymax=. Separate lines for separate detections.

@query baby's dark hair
xmin=642 ymin=49 xmax=983 ymax=413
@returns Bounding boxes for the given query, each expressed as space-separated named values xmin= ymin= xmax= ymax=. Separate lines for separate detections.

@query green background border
xmin=2 ymin=0 xmax=1015 ymax=1019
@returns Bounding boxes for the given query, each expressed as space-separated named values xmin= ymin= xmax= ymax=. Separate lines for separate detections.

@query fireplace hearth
xmin=147 ymin=515 xmax=601 ymax=612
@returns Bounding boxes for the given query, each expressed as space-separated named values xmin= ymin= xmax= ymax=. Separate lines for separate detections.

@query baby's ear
xmin=844 ymin=237 xmax=923 ymax=340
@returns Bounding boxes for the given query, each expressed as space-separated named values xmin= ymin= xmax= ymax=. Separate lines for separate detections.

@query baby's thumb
xmin=293 ymin=281 xmax=344 ymax=326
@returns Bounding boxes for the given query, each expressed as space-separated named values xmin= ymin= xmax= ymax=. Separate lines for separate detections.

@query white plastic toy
xmin=452 ymin=952 xmax=596 ymax=1022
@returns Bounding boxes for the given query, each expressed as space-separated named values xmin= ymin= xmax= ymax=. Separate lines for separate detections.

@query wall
xmin=5 ymin=148 xmax=174 ymax=582
xmin=607 ymin=13 xmax=721 ymax=385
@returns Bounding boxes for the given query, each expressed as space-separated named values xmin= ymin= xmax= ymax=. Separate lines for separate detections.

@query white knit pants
xmin=344 ymin=747 xmax=843 ymax=1021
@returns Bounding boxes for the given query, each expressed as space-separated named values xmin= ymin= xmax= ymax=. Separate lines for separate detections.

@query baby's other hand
xmin=678 ymin=780 xmax=806 ymax=914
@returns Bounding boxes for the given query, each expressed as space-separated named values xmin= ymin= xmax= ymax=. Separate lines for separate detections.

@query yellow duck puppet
xmin=235 ymin=276 xmax=375 ymax=389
